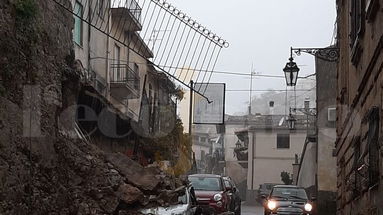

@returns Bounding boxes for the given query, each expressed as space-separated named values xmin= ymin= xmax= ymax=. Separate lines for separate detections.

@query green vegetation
xmin=281 ymin=171 xmax=293 ymax=185
xmin=15 ymin=0 xmax=38 ymax=20
xmin=144 ymin=119 xmax=193 ymax=176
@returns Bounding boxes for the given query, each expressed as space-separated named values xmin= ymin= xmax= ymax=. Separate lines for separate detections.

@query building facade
xmin=224 ymin=114 xmax=308 ymax=203
xmin=336 ymin=0 xmax=383 ymax=214
xmin=315 ymin=54 xmax=337 ymax=214
xmin=295 ymin=55 xmax=338 ymax=215
xmin=245 ymin=116 xmax=307 ymax=204
xmin=71 ymin=0 xmax=179 ymax=165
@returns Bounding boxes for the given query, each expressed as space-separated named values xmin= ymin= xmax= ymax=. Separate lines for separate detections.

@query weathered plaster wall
xmin=336 ymin=0 xmax=383 ymax=214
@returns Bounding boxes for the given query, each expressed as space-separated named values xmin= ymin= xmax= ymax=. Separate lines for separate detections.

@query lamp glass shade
xmin=283 ymin=58 xmax=300 ymax=86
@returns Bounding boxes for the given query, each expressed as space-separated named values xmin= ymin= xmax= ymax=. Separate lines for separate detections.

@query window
xmin=73 ymin=1 xmax=83 ymax=46
xmin=270 ymin=187 xmax=308 ymax=200
xmin=353 ymin=136 xmax=362 ymax=197
xmin=134 ymin=63 xmax=139 ymax=90
xmin=350 ymin=0 xmax=365 ymax=65
xmin=201 ymin=150 xmax=205 ymax=160
xmin=277 ymin=134 xmax=290 ymax=149
xmin=113 ymin=44 xmax=121 ymax=81
xmin=368 ymin=107 xmax=379 ymax=186
xmin=188 ymin=176 xmax=222 ymax=191
xmin=350 ymin=0 xmax=364 ymax=47
xmin=97 ymin=0 xmax=104 ymax=18
xmin=200 ymin=137 xmax=207 ymax=143
xmin=366 ymin=0 xmax=380 ymax=22
xmin=149 ymin=84 xmax=153 ymax=105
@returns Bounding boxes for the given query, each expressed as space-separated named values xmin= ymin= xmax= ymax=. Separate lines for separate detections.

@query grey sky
xmin=170 ymin=0 xmax=336 ymax=114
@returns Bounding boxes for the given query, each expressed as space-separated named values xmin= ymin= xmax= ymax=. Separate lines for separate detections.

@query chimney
xmin=304 ymin=99 xmax=310 ymax=111
xmin=269 ymin=101 xmax=275 ymax=115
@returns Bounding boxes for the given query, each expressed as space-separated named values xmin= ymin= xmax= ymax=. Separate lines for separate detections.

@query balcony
xmin=110 ymin=64 xmax=140 ymax=100
xmin=81 ymin=69 xmax=107 ymax=96
xmin=111 ymin=0 xmax=142 ymax=31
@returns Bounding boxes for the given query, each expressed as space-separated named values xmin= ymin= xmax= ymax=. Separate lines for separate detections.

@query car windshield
xmin=189 ymin=177 xmax=222 ymax=191
xmin=270 ymin=187 xmax=308 ymax=200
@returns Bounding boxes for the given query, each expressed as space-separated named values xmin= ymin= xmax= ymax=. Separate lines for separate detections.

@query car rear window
xmin=189 ymin=177 xmax=222 ymax=191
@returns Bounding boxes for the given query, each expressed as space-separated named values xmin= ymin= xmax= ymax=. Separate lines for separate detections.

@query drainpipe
xmin=251 ymin=129 xmax=255 ymax=192
xmin=106 ymin=5 xmax=110 ymax=95
xmin=87 ymin=1 xmax=91 ymax=75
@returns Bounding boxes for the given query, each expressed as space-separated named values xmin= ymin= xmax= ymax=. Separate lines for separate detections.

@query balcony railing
xmin=111 ymin=0 xmax=142 ymax=25
xmin=81 ymin=69 xmax=107 ymax=96
xmin=110 ymin=64 xmax=140 ymax=98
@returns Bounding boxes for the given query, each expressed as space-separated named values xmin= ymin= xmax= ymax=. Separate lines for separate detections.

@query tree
xmin=281 ymin=171 xmax=293 ymax=185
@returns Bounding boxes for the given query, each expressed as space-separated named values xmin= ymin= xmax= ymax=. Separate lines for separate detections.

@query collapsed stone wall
xmin=0 ymin=0 xmax=185 ymax=214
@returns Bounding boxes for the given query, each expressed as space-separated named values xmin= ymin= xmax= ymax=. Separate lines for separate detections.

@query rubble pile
xmin=0 ymin=120 xmax=188 ymax=214
xmin=51 ymin=135 xmax=188 ymax=214
xmin=0 ymin=0 xmax=187 ymax=214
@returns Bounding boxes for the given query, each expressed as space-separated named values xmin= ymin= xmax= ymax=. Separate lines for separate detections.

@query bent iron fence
xmin=51 ymin=0 xmax=229 ymax=100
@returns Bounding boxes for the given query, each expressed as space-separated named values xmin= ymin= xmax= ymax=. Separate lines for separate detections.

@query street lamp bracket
xmin=291 ymin=47 xmax=340 ymax=62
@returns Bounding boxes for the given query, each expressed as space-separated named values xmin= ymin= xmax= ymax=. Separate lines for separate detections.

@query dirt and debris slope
xmin=0 ymin=0 xmax=185 ymax=214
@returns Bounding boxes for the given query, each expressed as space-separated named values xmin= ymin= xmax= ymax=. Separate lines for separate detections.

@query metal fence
xmin=51 ymin=0 xmax=229 ymax=100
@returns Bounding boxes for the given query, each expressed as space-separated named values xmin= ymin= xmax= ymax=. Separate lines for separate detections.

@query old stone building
xmin=71 ymin=0 xmax=182 ymax=166
xmin=295 ymin=54 xmax=337 ymax=215
xmin=336 ymin=0 xmax=383 ymax=214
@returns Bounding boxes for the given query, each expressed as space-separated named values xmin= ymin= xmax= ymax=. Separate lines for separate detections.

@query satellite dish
xmin=278 ymin=117 xmax=285 ymax=126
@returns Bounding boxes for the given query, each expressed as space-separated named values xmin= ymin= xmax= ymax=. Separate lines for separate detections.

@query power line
xmin=226 ymin=89 xmax=314 ymax=92
xmin=89 ymin=56 xmax=315 ymax=79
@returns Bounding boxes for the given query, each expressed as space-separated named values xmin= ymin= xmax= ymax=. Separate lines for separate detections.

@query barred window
xmin=350 ymin=0 xmax=364 ymax=47
xmin=368 ymin=107 xmax=379 ymax=186
xmin=353 ymin=136 xmax=362 ymax=197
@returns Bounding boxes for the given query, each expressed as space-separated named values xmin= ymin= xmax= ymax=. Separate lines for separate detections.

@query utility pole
xmin=189 ymin=80 xmax=193 ymax=135
xmin=248 ymin=64 xmax=253 ymax=115
xmin=189 ymin=80 xmax=197 ymax=173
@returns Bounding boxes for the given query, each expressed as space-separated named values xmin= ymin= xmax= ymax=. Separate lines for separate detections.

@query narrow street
xmin=241 ymin=204 xmax=264 ymax=215
xmin=1 ymin=0 xmax=383 ymax=214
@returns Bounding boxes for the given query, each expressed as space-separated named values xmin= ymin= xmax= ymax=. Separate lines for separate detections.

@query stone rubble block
xmin=106 ymin=153 xmax=161 ymax=191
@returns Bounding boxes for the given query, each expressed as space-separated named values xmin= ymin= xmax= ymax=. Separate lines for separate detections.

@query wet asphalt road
xmin=241 ymin=203 xmax=264 ymax=215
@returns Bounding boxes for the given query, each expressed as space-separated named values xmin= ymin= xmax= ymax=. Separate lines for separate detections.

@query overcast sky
xmin=170 ymin=0 xmax=336 ymax=114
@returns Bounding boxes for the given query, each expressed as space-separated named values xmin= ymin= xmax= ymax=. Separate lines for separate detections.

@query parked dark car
xmin=263 ymin=185 xmax=314 ymax=215
xmin=188 ymin=174 xmax=231 ymax=215
xmin=223 ymin=176 xmax=241 ymax=215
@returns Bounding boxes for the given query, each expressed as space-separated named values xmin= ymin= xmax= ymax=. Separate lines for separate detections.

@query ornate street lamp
xmin=287 ymin=113 xmax=297 ymax=130
xmin=283 ymin=57 xmax=300 ymax=87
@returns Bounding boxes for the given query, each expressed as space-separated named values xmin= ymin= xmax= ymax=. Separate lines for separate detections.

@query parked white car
xmin=140 ymin=186 xmax=199 ymax=215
